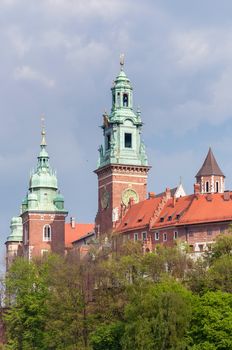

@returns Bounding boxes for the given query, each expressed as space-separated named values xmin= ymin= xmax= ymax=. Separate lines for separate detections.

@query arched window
xmin=206 ymin=181 xmax=209 ymax=193
xmin=117 ymin=92 xmax=120 ymax=106
xmin=43 ymin=225 xmax=51 ymax=242
xmin=216 ymin=181 xmax=219 ymax=193
xmin=123 ymin=93 xmax=128 ymax=107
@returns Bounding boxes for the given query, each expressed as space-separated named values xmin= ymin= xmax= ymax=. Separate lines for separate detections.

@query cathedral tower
xmin=20 ymin=124 xmax=68 ymax=259
xmin=95 ymin=58 xmax=150 ymax=236
xmin=195 ymin=147 xmax=225 ymax=193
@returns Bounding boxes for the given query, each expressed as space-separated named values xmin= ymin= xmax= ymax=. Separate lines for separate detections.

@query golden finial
xmin=120 ymin=53 xmax=125 ymax=71
xmin=40 ymin=113 xmax=47 ymax=146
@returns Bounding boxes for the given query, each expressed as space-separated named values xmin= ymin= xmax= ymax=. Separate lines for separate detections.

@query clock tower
xmin=95 ymin=57 xmax=150 ymax=236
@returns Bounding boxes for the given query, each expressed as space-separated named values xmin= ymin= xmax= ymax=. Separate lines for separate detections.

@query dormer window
xmin=123 ymin=93 xmax=128 ymax=107
xmin=125 ymin=133 xmax=132 ymax=148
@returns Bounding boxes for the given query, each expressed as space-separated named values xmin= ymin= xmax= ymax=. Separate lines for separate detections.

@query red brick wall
xmin=119 ymin=221 xmax=231 ymax=253
xmin=22 ymin=212 xmax=66 ymax=258
xmin=95 ymin=164 xmax=149 ymax=235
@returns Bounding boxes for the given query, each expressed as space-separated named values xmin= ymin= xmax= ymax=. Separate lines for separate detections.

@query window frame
xmin=134 ymin=233 xmax=138 ymax=241
xmin=174 ymin=231 xmax=178 ymax=240
xmin=142 ymin=231 xmax=147 ymax=241
xmin=154 ymin=232 xmax=159 ymax=241
xmin=124 ymin=133 xmax=132 ymax=148
xmin=163 ymin=232 xmax=167 ymax=242
xmin=43 ymin=225 xmax=52 ymax=242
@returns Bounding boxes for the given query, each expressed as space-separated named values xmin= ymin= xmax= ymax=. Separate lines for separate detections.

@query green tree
xmin=4 ymin=258 xmax=49 ymax=350
xmin=90 ymin=322 xmax=124 ymax=350
xmin=207 ymin=255 xmax=232 ymax=293
xmin=189 ymin=291 xmax=232 ymax=350
xmin=122 ymin=279 xmax=192 ymax=350
xmin=210 ymin=234 xmax=232 ymax=262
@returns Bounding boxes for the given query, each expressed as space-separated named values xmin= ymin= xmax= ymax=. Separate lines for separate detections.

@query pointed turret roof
xmin=196 ymin=147 xmax=225 ymax=177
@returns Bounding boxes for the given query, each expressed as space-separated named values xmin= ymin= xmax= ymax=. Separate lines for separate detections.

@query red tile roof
xmin=115 ymin=191 xmax=232 ymax=234
xmin=153 ymin=195 xmax=194 ymax=229
xmin=179 ymin=192 xmax=232 ymax=225
xmin=65 ymin=223 xmax=94 ymax=247
xmin=116 ymin=196 xmax=163 ymax=233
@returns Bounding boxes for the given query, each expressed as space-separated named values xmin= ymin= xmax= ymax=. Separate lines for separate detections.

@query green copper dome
xmin=21 ymin=124 xmax=67 ymax=214
xmin=30 ymin=172 xmax=58 ymax=190
xmin=7 ymin=216 xmax=23 ymax=242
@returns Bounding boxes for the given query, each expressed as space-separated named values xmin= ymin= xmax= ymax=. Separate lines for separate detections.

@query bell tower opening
xmin=123 ymin=93 xmax=128 ymax=107
xmin=125 ymin=133 xmax=132 ymax=148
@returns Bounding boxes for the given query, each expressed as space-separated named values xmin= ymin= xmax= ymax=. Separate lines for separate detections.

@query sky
xmin=1 ymin=0 xmax=232 ymax=264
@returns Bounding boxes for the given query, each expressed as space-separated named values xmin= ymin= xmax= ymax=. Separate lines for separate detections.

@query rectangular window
xmin=163 ymin=233 xmax=167 ymax=241
xmin=125 ymin=133 xmax=132 ymax=148
xmin=174 ymin=231 xmax=178 ymax=240
xmin=198 ymin=244 xmax=204 ymax=252
xmin=155 ymin=232 xmax=159 ymax=240
xmin=207 ymin=229 xmax=212 ymax=236
xmin=142 ymin=232 xmax=147 ymax=241
xmin=134 ymin=233 xmax=138 ymax=241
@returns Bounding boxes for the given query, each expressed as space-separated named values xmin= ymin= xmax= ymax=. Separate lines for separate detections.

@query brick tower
xmin=5 ymin=123 xmax=68 ymax=262
xmin=195 ymin=147 xmax=225 ymax=193
xmin=95 ymin=57 xmax=150 ymax=236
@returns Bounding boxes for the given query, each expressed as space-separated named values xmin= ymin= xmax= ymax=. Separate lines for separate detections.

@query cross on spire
xmin=120 ymin=53 xmax=125 ymax=71
xmin=40 ymin=114 xmax=47 ymax=147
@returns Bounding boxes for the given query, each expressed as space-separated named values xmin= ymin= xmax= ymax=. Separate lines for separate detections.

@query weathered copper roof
xmin=196 ymin=147 xmax=224 ymax=177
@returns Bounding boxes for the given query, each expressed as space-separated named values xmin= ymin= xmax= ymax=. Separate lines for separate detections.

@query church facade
xmin=5 ymin=60 xmax=232 ymax=266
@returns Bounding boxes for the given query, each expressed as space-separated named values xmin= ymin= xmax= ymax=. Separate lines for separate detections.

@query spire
xmin=120 ymin=53 xmax=125 ymax=71
xmin=196 ymin=147 xmax=225 ymax=177
xmin=40 ymin=114 xmax=47 ymax=148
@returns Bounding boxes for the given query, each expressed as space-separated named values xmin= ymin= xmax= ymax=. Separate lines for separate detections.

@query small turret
xmin=195 ymin=148 xmax=225 ymax=193
xmin=23 ymin=121 xmax=65 ymax=213
xmin=5 ymin=216 xmax=23 ymax=269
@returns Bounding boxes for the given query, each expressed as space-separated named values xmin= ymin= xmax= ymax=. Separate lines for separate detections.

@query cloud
xmin=40 ymin=0 xmax=131 ymax=20
xmin=14 ymin=65 xmax=55 ymax=88
xmin=6 ymin=26 xmax=31 ymax=57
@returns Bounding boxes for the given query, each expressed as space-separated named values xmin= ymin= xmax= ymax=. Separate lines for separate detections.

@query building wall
xmin=22 ymin=212 xmax=66 ymax=259
xmin=95 ymin=164 xmax=149 ymax=235
xmin=119 ymin=221 xmax=231 ymax=254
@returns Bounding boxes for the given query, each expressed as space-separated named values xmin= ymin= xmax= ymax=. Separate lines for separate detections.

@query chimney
xmin=70 ymin=217 xmax=75 ymax=229
xmin=223 ymin=191 xmax=230 ymax=201
xmin=165 ymin=188 xmax=171 ymax=199
xmin=148 ymin=192 xmax=155 ymax=199
xmin=194 ymin=183 xmax=200 ymax=194
xmin=173 ymin=196 xmax=176 ymax=207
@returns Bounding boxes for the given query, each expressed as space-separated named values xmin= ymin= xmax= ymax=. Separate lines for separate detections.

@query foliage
xmin=210 ymin=234 xmax=232 ymax=262
xmin=189 ymin=291 xmax=232 ymax=350
xmin=90 ymin=322 xmax=124 ymax=350
xmin=122 ymin=279 xmax=193 ymax=350
xmin=3 ymin=237 xmax=232 ymax=349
